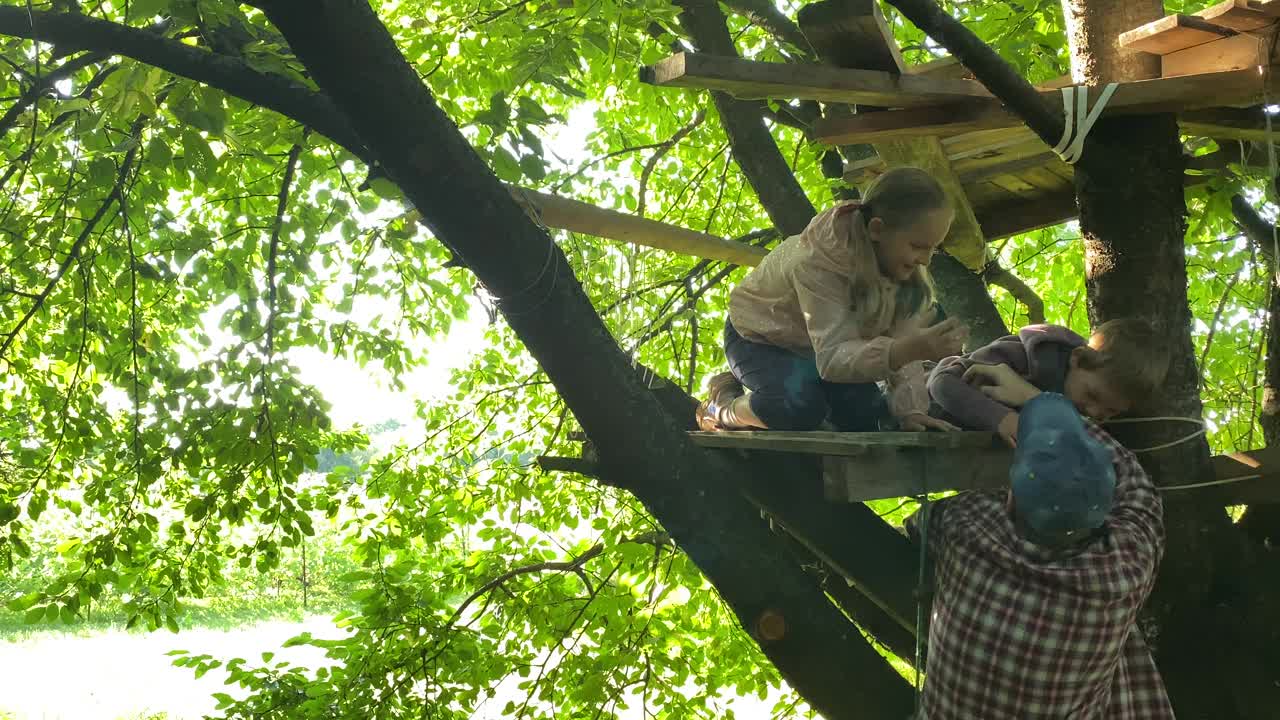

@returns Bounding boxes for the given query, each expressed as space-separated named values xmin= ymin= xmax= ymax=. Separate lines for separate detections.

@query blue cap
xmin=1010 ymin=393 xmax=1116 ymax=543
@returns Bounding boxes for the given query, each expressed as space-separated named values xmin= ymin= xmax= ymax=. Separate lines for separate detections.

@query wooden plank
xmin=963 ymin=180 xmax=1014 ymax=210
xmin=796 ymin=0 xmax=905 ymax=74
xmin=504 ymin=187 xmax=769 ymax=267
xmin=816 ymin=68 xmax=1280 ymax=145
xmin=974 ymin=186 xmax=1079 ymax=240
xmin=1020 ymin=165 xmax=1074 ymax=192
xmin=687 ymin=430 xmax=1001 ymax=455
xmin=821 ymin=444 xmax=1280 ymax=503
xmin=958 ymin=155 xmax=1060 ymax=185
xmin=989 ymin=173 xmax=1040 ymax=196
xmin=1181 ymin=106 xmax=1275 ymax=141
xmin=640 ymin=52 xmax=992 ymax=108
xmin=907 ymin=56 xmax=970 ymax=78
xmin=950 ymin=138 xmax=1053 ymax=179
xmin=1163 ymin=32 xmax=1269 ymax=77
xmin=822 ymin=446 xmax=1011 ymax=501
xmin=941 ymin=127 xmax=1039 ymax=159
xmin=1119 ymin=14 xmax=1238 ymax=55
xmin=1197 ymin=0 xmax=1280 ymax=31
xmin=818 ymin=99 xmax=1017 ymax=145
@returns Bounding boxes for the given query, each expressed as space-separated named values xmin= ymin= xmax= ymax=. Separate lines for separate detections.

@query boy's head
xmin=1009 ymin=393 xmax=1117 ymax=549
xmin=1064 ymin=318 xmax=1169 ymax=421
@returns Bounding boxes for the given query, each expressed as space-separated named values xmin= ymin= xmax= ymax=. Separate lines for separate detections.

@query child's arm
xmin=926 ymin=337 xmax=1029 ymax=432
xmin=1089 ymin=427 xmax=1164 ymax=587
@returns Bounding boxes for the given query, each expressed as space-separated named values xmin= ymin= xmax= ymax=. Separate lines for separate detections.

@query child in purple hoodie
xmin=928 ymin=319 xmax=1169 ymax=446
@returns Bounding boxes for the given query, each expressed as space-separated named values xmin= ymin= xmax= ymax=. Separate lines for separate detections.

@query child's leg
xmin=822 ymin=381 xmax=888 ymax=432
xmin=723 ymin=319 xmax=831 ymax=430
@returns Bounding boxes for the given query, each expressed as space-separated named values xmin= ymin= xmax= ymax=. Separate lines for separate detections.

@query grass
xmin=0 ymin=595 xmax=351 ymax=642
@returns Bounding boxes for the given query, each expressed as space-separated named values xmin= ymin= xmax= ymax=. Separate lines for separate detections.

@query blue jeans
xmin=723 ymin=318 xmax=888 ymax=431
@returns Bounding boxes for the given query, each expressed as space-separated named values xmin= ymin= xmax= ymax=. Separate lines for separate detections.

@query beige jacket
xmin=727 ymin=202 xmax=932 ymax=420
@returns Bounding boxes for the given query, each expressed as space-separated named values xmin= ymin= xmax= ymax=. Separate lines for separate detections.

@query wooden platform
xmin=689 ymin=431 xmax=1280 ymax=504
xmin=636 ymin=0 xmax=1280 ymax=244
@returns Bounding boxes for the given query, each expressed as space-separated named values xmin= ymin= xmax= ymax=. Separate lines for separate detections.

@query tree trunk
xmin=1061 ymin=1 xmax=1267 ymax=716
xmin=254 ymin=1 xmax=917 ymax=716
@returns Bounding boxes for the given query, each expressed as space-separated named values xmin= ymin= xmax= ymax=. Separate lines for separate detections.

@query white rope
xmin=1160 ymin=473 xmax=1261 ymax=492
xmin=1050 ymin=83 xmax=1120 ymax=165
xmin=1100 ymin=416 xmax=1207 ymax=453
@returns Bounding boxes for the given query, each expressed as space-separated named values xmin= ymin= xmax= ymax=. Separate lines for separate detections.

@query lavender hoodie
xmin=928 ymin=324 xmax=1086 ymax=431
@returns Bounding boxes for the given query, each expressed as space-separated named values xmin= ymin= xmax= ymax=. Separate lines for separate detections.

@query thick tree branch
xmin=0 ymin=50 xmax=107 ymax=140
xmin=0 ymin=8 xmax=369 ymax=161
xmin=930 ymin=253 xmax=1009 ymax=346
xmin=878 ymin=0 xmax=1065 ymax=150
xmin=1232 ymin=194 xmax=1277 ymax=265
xmin=720 ymin=0 xmax=813 ymax=54
xmin=254 ymin=2 xmax=914 ymax=716
xmin=983 ymin=259 xmax=1046 ymax=324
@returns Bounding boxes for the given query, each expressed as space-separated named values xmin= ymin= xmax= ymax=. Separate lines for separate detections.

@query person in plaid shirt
xmin=907 ymin=384 xmax=1175 ymax=719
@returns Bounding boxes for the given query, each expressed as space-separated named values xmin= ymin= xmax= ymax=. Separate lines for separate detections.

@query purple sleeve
xmin=927 ymin=337 xmax=1031 ymax=431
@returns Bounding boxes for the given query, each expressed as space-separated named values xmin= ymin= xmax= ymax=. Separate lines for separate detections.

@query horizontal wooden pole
xmin=640 ymin=51 xmax=992 ymax=108
xmin=815 ymin=67 xmax=1280 ymax=145
xmin=507 ymin=187 xmax=769 ymax=267
xmin=405 ymin=186 xmax=769 ymax=267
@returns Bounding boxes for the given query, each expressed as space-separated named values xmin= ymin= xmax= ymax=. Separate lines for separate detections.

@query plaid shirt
xmin=907 ymin=424 xmax=1175 ymax=719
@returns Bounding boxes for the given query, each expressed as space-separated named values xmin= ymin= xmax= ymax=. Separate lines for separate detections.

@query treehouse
xmin=535 ymin=0 xmax=1280 ymax=534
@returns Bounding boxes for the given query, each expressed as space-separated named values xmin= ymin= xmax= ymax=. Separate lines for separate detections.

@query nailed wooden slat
xmin=1197 ymin=0 xmax=1280 ymax=31
xmin=1119 ymin=14 xmax=1238 ymax=55
xmin=974 ymin=187 xmax=1079 ymax=240
xmin=1180 ymin=106 xmax=1275 ymax=142
xmin=687 ymin=430 xmax=1001 ymax=455
xmin=1163 ymin=32 xmax=1268 ymax=77
xmin=817 ymin=68 xmax=1280 ymax=145
xmin=797 ymin=0 xmax=905 ymax=74
xmin=640 ymin=52 xmax=993 ymax=108
xmin=950 ymin=138 xmax=1053 ymax=179
xmin=955 ymin=151 xmax=1060 ymax=184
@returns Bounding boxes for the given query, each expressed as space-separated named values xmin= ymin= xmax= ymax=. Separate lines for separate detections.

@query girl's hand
xmin=901 ymin=413 xmax=959 ymax=432
xmin=915 ymin=318 xmax=969 ymax=362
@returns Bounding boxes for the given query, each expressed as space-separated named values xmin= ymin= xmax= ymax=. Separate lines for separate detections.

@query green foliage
xmin=0 ymin=0 xmax=1275 ymax=718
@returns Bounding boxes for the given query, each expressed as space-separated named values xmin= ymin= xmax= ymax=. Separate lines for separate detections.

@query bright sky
xmin=281 ymin=104 xmax=602 ymax=431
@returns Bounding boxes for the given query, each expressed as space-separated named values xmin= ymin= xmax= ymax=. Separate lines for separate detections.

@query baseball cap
xmin=1010 ymin=393 xmax=1117 ymax=544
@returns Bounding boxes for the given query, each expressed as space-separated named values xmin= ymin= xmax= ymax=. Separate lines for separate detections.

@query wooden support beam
xmin=1119 ymin=14 xmax=1238 ymax=55
xmin=693 ymin=431 xmax=1280 ymax=505
xmin=1181 ymin=106 xmax=1276 ymax=142
xmin=504 ymin=187 xmax=769 ymax=267
xmin=815 ymin=68 xmax=1280 ymax=145
xmin=795 ymin=0 xmax=905 ymax=73
xmin=640 ymin=52 xmax=992 ymax=108
xmin=974 ymin=187 xmax=1079 ymax=240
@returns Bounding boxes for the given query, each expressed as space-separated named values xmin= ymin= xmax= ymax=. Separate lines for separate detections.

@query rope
xmin=1050 ymin=83 xmax=1119 ymax=164
xmin=913 ymin=457 xmax=931 ymax=710
xmin=1100 ymin=416 xmax=1207 ymax=453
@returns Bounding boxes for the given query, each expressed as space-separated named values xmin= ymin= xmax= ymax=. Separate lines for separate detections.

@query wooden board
xmin=1181 ymin=106 xmax=1276 ymax=142
xmin=1119 ymin=14 xmax=1238 ymax=55
xmin=1162 ymin=32 xmax=1269 ymax=77
xmin=974 ymin=187 xmax=1079 ymax=240
xmin=687 ymin=430 xmax=1002 ymax=455
xmin=640 ymin=52 xmax=992 ymax=108
xmin=950 ymin=138 xmax=1054 ymax=180
xmin=815 ymin=67 xmax=1280 ymax=145
xmin=1197 ymin=0 xmax=1280 ymax=32
xmin=797 ymin=0 xmax=905 ymax=74
xmin=505 ymin=187 xmax=769 ymax=267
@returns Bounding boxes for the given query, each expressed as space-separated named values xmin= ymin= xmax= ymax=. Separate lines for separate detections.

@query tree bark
xmin=252 ymin=1 xmax=916 ymax=716
xmin=1058 ymin=1 xmax=1277 ymax=717
xmin=930 ymin=253 xmax=1009 ymax=345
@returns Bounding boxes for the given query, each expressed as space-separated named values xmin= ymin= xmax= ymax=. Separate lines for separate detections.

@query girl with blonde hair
xmin=699 ymin=167 xmax=968 ymax=432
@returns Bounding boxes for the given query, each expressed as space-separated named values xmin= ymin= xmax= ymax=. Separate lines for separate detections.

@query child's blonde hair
xmin=846 ymin=166 xmax=949 ymax=333
xmin=1078 ymin=318 xmax=1170 ymax=409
